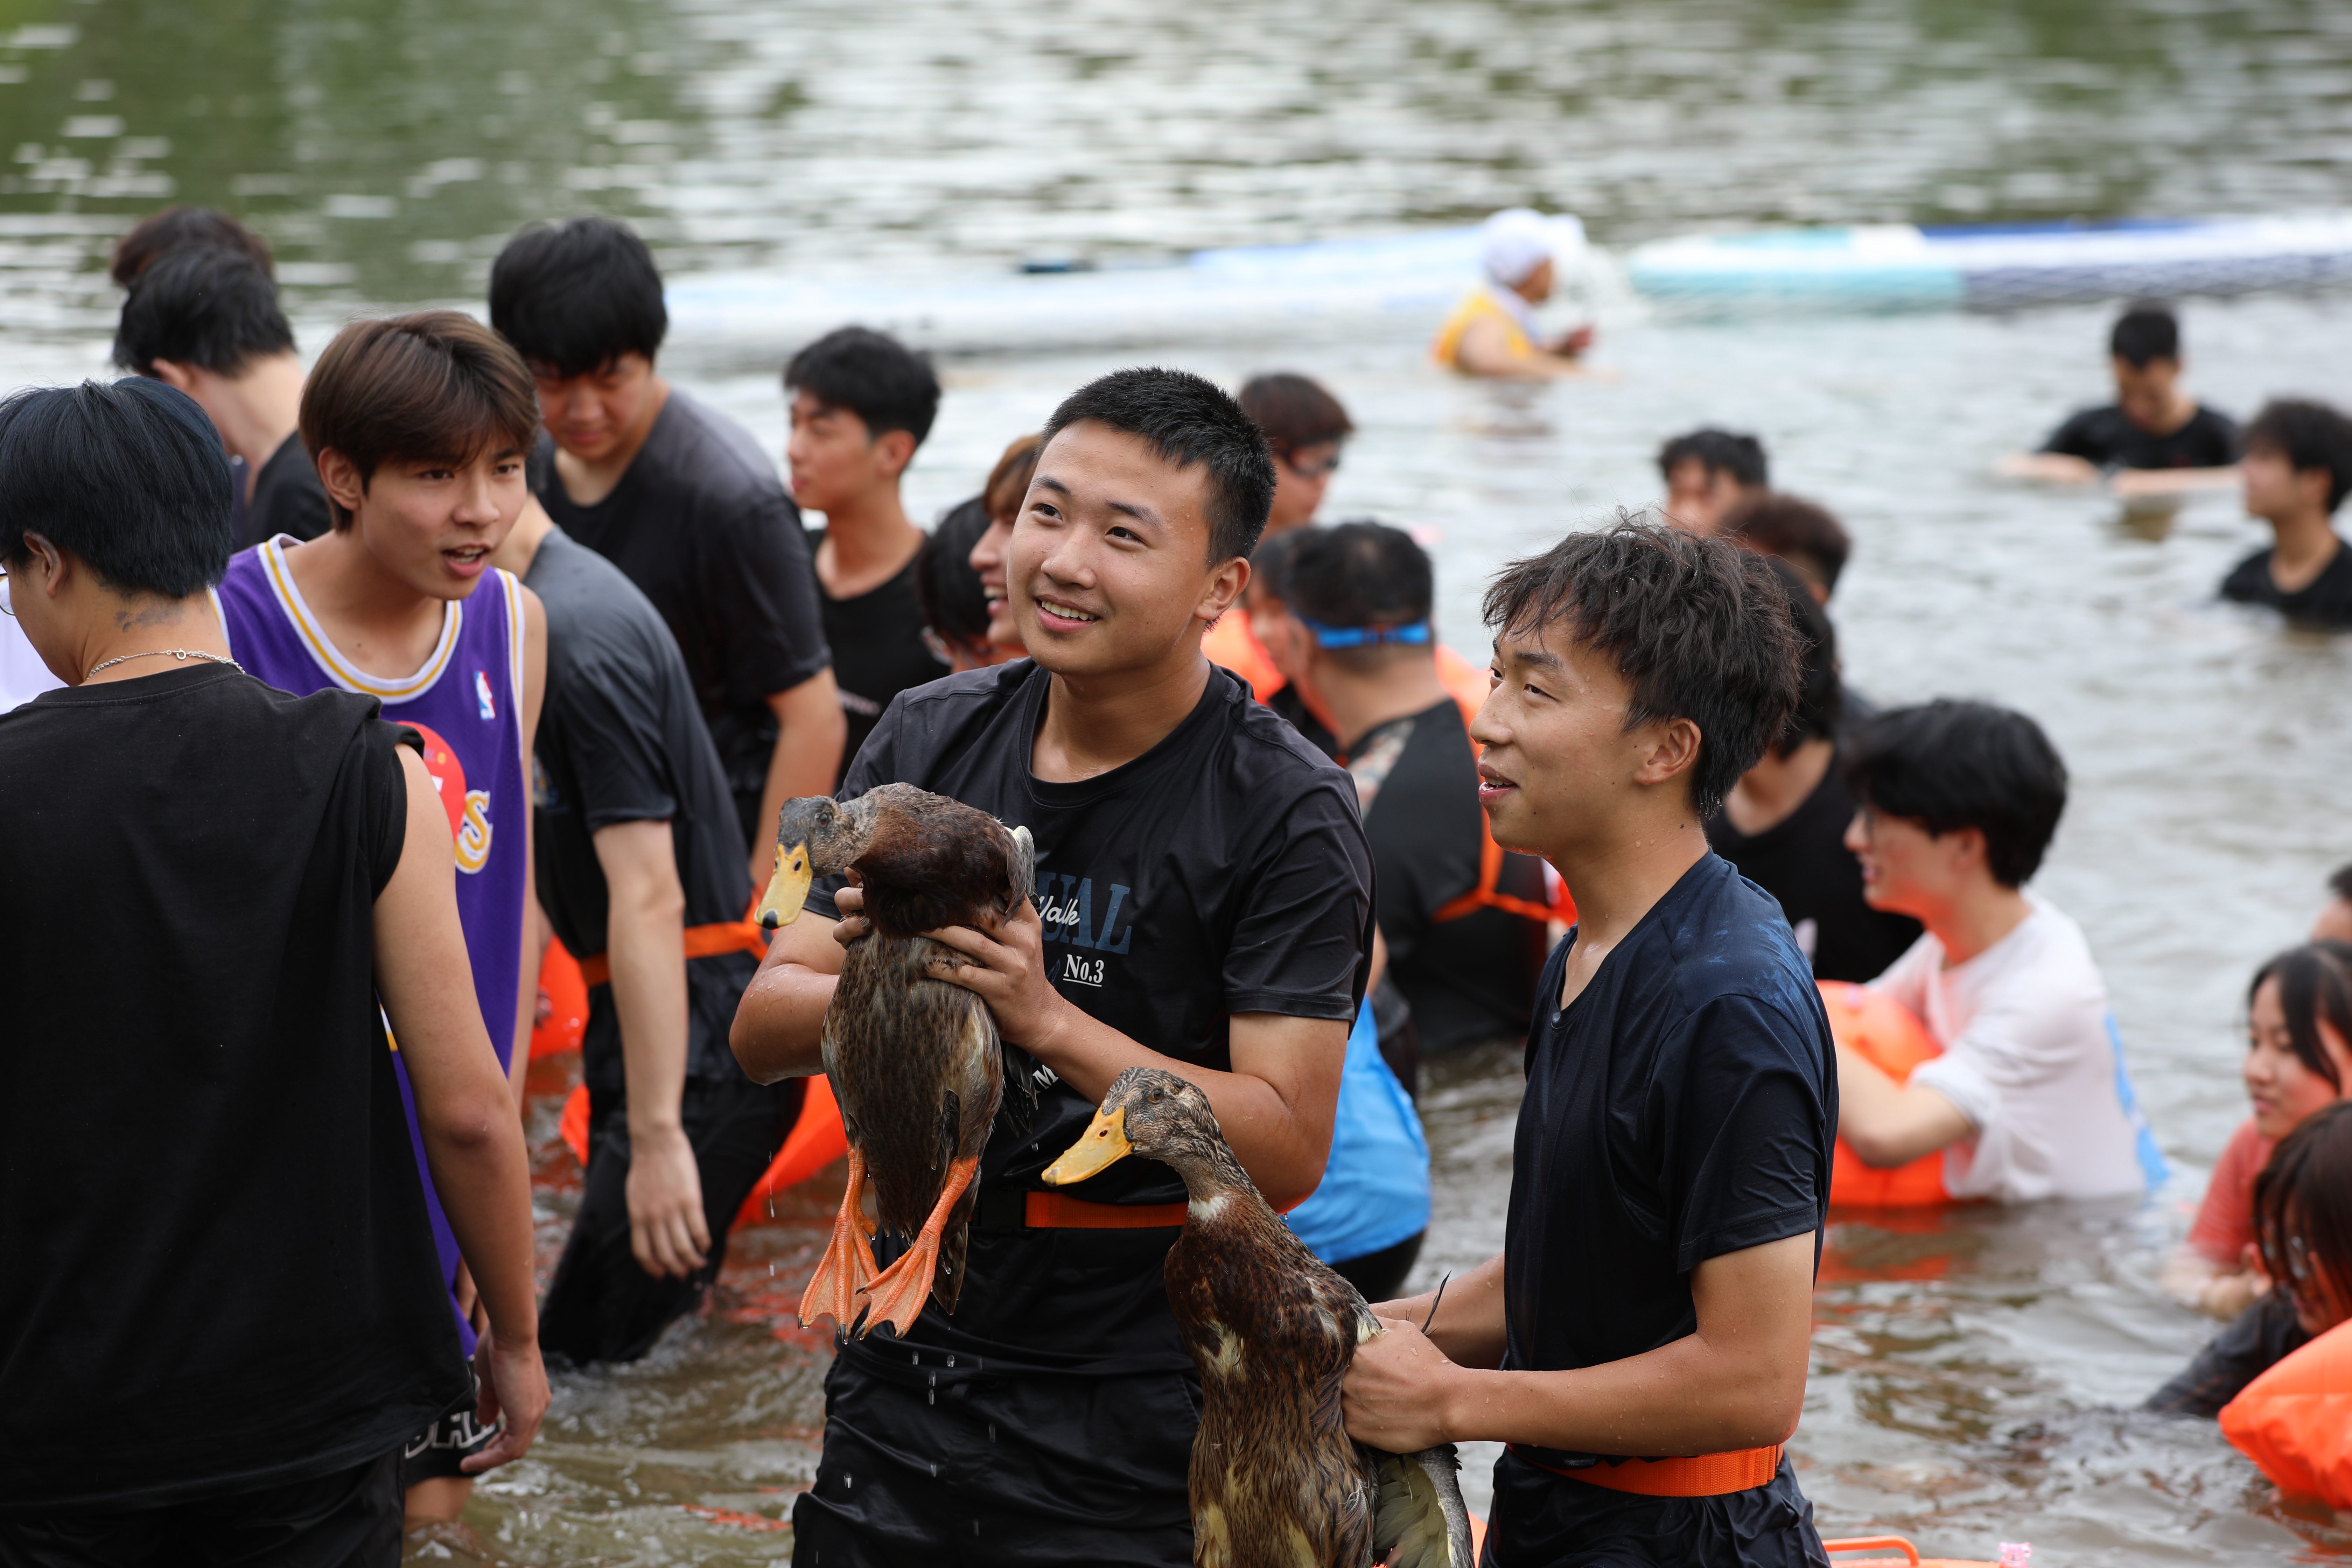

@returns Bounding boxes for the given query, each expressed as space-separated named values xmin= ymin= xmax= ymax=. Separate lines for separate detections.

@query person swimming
xmin=1430 ymin=208 xmax=1595 ymax=378
xmin=2000 ymin=302 xmax=2241 ymax=498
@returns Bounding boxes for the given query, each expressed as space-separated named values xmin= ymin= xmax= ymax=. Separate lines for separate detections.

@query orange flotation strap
xmin=1822 ymin=1535 xmax=2004 ymax=1567
xmin=556 ymin=1074 xmax=854 ymax=1233
xmin=1821 ymin=980 xmax=1951 ymax=1207
xmin=1203 ymin=613 xmax=1285 ymax=701
xmin=574 ymin=919 xmax=767 ymax=989
xmin=530 ymin=937 xmax=589 ymax=1060
xmin=1429 ymin=646 xmax=1577 ymax=929
xmin=2220 ymin=1316 xmax=2352 ymax=1508
xmin=1512 ymin=1443 xmax=1783 ymax=1497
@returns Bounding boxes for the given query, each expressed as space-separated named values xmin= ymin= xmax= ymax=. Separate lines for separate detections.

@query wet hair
xmin=1842 ymin=700 xmax=2068 ymax=887
xmin=1238 ymin=372 xmax=1354 ymax=457
xmin=785 ymin=326 xmax=940 ymax=447
xmin=1657 ymin=428 xmax=1768 ymax=490
xmin=917 ymin=496 xmax=994 ymax=650
xmin=984 ymin=433 xmax=1042 ymax=522
xmin=1482 ymin=517 xmax=1802 ymax=818
xmin=2243 ymin=399 xmax=2352 ymax=513
xmin=488 ymin=216 xmax=667 ymax=379
xmin=110 ymin=206 xmax=273 ymax=288
xmin=1764 ymin=557 xmax=1841 ymax=757
xmin=300 ymin=312 xmax=540 ymax=532
xmin=1285 ymin=521 xmax=1433 ymax=673
xmin=111 ymin=247 xmax=294 ymax=378
xmin=1247 ymin=526 xmax=1305 ymax=605
xmin=1040 ymin=367 xmax=1276 ymax=566
xmin=0 ymin=379 xmax=233 ymax=597
xmin=2247 ymin=943 xmax=2352 ymax=1094
xmin=2110 ymin=303 xmax=2179 ymax=368
xmin=1720 ymin=492 xmax=1852 ymax=597
xmin=2254 ymin=1101 xmax=2352 ymax=1334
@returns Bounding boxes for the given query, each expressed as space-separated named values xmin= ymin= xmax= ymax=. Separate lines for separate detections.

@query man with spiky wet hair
xmin=1344 ymin=520 xmax=1839 ymax=1568
xmin=734 ymin=366 xmax=1373 ymax=1565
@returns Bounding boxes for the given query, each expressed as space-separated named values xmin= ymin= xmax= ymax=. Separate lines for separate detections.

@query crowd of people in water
xmin=1 ymin=198 xmax=2349 ymax=1567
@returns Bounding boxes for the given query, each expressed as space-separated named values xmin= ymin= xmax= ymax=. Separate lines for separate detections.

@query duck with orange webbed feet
xmin=754 ymin=784 xmax=1034 ymax=1338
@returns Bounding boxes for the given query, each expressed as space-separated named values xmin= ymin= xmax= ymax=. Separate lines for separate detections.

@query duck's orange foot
xmin=856 ymin=1155 xmax=977 ymax=1339
xmin=799 ymin=1148 xmax=878 ymax=1334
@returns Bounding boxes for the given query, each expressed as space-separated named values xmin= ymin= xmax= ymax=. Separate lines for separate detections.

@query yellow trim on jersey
xmin=1430 ymin=286 xmax=1536 ymax=369
xmin=257 ymin=535 xmax=463 ymax=700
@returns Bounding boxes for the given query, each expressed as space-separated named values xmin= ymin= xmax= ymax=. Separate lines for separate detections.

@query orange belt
xmin=1511 ymin=1443 xmax=1783 ymax=1498
xmin=576 ymin=919 xmax=768 ymax=989
xmin=1024 ymin=1191 xmax=1190 ymax=1229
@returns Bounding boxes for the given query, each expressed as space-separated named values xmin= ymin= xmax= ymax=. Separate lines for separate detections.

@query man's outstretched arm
xmin=1343 ymin=1231 xmax=1816 ymax=1457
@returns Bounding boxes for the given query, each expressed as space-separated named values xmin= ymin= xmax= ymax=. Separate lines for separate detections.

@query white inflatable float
xmin=661 ymin=211 xmax=2352 ymax=355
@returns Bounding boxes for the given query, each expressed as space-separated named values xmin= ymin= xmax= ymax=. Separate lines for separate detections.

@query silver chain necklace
xmin=84 ymin=648 xmax=246 ymax=680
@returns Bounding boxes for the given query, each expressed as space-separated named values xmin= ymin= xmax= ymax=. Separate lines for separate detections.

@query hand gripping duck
xmin=755 ymin=784 xmax=1034 ymax=1337
xmin=1045 ymin=1067 xmax=1474 ymax=1568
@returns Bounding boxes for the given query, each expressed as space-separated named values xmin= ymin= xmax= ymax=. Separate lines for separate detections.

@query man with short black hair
xmin=733 ymin=366 xmax=1371 ymax=1566
xmin=1658 ymin=427 xmax=1769 ymax=535
xmin=109 ymin=203 xmax=274 ymax=286
xmin=2009 ymin=302 xmax=2240 ymax=489
xmin=1341 ymin=519 xmax=1835 ymax=1568
xmin=1837 ymin=700 xmax=2163 ymax=1202
xmin=0 ymin=377 xmax=544 ymax=1559
xmin=787 ymin=324 xmax=950 ymax=779
xmin=113 ymin=244 xmax=330 ymax=545
xmin=2219 ymin=397 xmax=2352 ymax=627
xmin=490 ymin=216 xmax=842 ymax=867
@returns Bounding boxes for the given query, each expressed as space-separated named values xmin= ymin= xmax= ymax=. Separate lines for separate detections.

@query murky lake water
xmin=8 ymin=0 xmax=2352 ymax=1560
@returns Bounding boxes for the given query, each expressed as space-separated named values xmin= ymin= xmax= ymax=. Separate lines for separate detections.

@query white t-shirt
xmin=1870 ymin=895 xmax=2154 ymax=1203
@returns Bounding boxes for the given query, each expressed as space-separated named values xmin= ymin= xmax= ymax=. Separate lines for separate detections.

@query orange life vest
xmin=1821 ymin=980 xmax=1951 ymax=1206
xmin=2220 ymin=1316 xmax=2352 ymax=1508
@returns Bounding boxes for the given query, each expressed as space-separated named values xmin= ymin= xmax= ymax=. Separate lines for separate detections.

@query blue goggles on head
xmin=1296 ymin=617 xmax=1433 ymax=650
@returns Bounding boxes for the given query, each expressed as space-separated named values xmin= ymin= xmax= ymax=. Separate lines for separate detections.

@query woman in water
xmin=2161 ymin=944 xmax=2352 ymax=1321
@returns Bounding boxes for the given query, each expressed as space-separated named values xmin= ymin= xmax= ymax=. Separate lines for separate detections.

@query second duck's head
xmin=755 ymin=794 xmax=865 ymax=930
xmin=1041 ymin=1067 xmax=1226 ymax=1185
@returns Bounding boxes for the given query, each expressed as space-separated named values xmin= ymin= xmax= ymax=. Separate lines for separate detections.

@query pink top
xmin=2188 ymin=1117 xmax=2276 ymax=1266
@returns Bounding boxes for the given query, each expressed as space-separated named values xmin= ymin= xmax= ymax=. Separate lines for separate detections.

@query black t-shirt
xmin=1351 ymin=698 xmax=1548 ymax=1052
xmin=525 ymin=527 xmax=758 ymax=1091
xmin=0 ymin=665 xmax=465 ymax=1511
xmin=809 ymin=528 xmax=950 ymax=785
xmin=246 ymin=430 xmax=331 ymax=548
xmin=535 ymin=388 xmax=831 ymax=849
xmin=1706 ymin=758 xmax=1921 ymax=984
xmin=1502 ymin=855 xmax=1832 ymax=1533
xmin=810 ymin=659 xmax=1373 ymax=1375
xmin=2219 ymin=537 xmax=2352 ymax=628
xmin=2040 ymin=402 xmax=2240 ymax=470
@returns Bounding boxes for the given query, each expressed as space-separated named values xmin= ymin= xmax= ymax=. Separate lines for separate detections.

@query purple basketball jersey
xmin=218 ymin=536 xmax=529 ymax=1353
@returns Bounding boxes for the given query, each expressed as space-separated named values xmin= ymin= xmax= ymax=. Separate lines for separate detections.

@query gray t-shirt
xmin=525 ymin=526 xmax=757 ymax=1089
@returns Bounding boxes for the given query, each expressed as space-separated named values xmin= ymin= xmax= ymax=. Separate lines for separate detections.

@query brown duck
xmin=754 ymin=784 xmax=1033 ymax=1338
xmin=1045 ymin=1066 xmax=1472 ymax=1568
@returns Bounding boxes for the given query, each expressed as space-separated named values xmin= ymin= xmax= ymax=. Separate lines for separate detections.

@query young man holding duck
xmin=1342 ymin=520 xmax=1838 ymax=1567
xmin=730 ymin=366 xmax=1371 ymax=1566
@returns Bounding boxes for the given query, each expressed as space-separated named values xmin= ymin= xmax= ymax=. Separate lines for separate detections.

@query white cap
xmin=1481 ymin=207 xmax=1554 ymax=287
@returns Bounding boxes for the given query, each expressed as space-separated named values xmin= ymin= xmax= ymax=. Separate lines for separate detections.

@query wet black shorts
xmin=790 ymin=1342 xmax=1198 ymax=1567
xmin=1484 ymin=1451 xmax=1830 ymax=1568
xmin=0 ymin=1449 xmax=402 ymax=1568
xmin=400 ymin=1369 xmax=495 ymax=1488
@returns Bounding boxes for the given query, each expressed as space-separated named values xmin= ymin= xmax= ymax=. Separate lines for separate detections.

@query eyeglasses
xmin=1282 ymin=450 xmax=1342 ymax=482
xmin=1 ymin=564 xmax=12 ymax=618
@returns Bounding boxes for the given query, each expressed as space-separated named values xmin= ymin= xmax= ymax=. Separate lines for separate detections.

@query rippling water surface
xmin=8 ymin=0 xmax=2352 ymax=1561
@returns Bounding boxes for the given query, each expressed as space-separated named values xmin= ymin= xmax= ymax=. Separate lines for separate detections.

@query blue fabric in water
xmin=1284 ymin=998 xmax=1432 ymax=1264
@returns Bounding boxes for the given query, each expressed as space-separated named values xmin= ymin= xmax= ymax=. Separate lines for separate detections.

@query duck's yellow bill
xmin=755 ymin=841 xmax=813 ymax=930
xmin=1042 ymin=1104 xmax=1131 ymax=1186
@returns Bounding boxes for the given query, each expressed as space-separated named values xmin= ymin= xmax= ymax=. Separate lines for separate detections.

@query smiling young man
xmin=213 ymin=312 xmax=547 ymax=1526
xmin=1341 ymin=520 xmax=1837 ymax=1568
xmin=786 ymin=325 xmax=950 ymax=778
xmin=730 ymin=367 xmax=1371 ymax=1566
xmin=490 ymin=217 xmax=841 ymax=867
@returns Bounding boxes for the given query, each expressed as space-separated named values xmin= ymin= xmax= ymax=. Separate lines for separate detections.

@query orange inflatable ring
xmin=556 ymin=1076 xmax=850 ymax=1232
xmin=1821 ymin=980 xmax=1951 ymax=1208
xmin=1824 ymin=1535 xmax=2004 ymax=1567
xmin=2220 ymin=1316 xmax=2352 ymax=1508
xmin=530 ymin=938 xmax=588 ymax=1060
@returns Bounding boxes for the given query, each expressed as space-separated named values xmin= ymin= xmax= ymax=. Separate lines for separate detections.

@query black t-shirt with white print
xmin=808 ymin=658 xmax=1373 ymax=1376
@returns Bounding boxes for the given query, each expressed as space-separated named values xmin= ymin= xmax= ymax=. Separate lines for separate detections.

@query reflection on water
xmin=6 ymin=0 xmax=2352 ymax=1562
